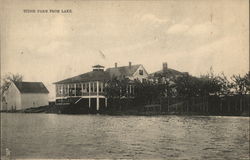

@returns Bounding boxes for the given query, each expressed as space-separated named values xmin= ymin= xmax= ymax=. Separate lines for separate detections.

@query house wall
xmin=4 ymin=82 xmax=21 ymax=110
xmin=130 ymin=65 xmax=148 ymax=82
xmin=21 ymin=93 xmax=49 ymax=109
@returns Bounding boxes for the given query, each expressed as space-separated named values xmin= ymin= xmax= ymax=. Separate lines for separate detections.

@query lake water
xmin=1 ymin=113 xmax=249 ymax=159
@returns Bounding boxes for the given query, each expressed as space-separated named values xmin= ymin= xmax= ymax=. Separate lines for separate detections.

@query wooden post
xmin=240 ymin=96 xmax=242 ymax=113
xmin=97 ymin=81 xmax=99 ymax=111
xmin=89 ymin=82 xmax=91 ymax=108
xmin=167 ymin=98 xmax=169 ymax=112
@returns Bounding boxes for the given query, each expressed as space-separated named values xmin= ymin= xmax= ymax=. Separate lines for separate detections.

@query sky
xmin=1 ymin=0 xmax=249 ymax=100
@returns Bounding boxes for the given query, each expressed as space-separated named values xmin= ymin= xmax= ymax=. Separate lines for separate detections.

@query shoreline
xmin=1 ymin=106 xmax=249 ymax=117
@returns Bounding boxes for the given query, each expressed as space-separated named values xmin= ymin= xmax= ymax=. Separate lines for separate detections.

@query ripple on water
xmin=1 ymin=113 xmax=249 ymax=159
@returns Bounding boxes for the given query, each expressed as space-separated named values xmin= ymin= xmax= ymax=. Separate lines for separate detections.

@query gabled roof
xmin=106 ymin=64 xmax=141 ymax=79
xmin=54 ymin=70 xmax=110 ymax=84
xmin=149 ymin=68 xmax=185 ymax=78
xmin=13 ymin=82 xmax=49 ymax=94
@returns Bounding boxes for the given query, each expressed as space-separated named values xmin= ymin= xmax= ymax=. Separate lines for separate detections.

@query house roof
xmin=13 ymin=82 xmax=49 ymax=94
xmin=106 ymin=64 xmax=141 ymax=79
xmin=54 ymin=64 xmax=143 ymax=84
xmin=54 ymin=70 xmax=110 ymax=84
xmin=149 ymin=68 xmax=185 ymax=78
xmin=92 ymin=64 xmax=104 ymax=68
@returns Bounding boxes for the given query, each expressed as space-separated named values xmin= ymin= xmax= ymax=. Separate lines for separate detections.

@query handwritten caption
xmin=23 ymin=9 xmax=72 ymax=13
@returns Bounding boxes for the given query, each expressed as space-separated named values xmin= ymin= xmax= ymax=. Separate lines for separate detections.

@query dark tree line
xmin=105 ymin=72 xmax=250 ymax=105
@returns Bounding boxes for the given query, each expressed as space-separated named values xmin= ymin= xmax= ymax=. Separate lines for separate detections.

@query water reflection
xmin=1 ymin=113 xmax=249 ymax=159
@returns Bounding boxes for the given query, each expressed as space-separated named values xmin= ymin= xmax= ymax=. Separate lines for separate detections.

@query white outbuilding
xmin=2 ymin=81 xmax=49 ymax=110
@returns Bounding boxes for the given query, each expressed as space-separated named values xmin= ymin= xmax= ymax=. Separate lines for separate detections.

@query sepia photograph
xmin=1 ymin=0 xmax=249 ymax=159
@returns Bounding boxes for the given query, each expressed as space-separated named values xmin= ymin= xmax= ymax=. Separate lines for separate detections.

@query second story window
xmin=139 ymin=69 xmax=143 ymax=75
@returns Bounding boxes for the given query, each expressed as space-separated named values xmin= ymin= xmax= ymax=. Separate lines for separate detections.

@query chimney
xmin=163 ymin=62 xmax=168 ymax=72
xmin=129 ymin=62 xmax=132 ymax=68
xmin=115 ymin=62 xmax=117 ymax=68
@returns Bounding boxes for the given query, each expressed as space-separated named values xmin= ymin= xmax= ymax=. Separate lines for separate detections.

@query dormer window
xmin=139 ymin=69 xmax=143 ymax=75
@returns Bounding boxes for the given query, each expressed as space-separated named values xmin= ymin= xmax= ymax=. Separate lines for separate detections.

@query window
xmin=87 ymin=83 xmax=89 ymax=92
xmin=99 ymin=82 xmax=103 ymax=92
xmin=139 ymin=69 xmax=143 ymax=75
xmin=82 ymin=83 xmax=86 ymax=93
xmin=90 ymin=83 xmax=93 ymax=92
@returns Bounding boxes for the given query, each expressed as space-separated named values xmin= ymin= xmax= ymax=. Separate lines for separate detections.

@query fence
xmin=161 ymin=95 xmax=249 ymax=115
xmin=106 ymin=94 xmax=250 ymax=116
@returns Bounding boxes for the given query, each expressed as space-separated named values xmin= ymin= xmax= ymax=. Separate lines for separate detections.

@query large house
xmin=54 ymin=62 xmax=149 ymax=111
xmin=106 ymin=62 xmax=148 ymax=82
xmin=2 ymin=82 xmax=49 ymax=110
xmin=149 ymin=62 xmax=188 ymax=84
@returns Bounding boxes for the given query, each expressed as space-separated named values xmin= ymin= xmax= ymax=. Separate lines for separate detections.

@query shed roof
xmin=106 ymin=64 xmax=141 ymax=79
xmin=13 ymin=82 xmax=49 ymax=94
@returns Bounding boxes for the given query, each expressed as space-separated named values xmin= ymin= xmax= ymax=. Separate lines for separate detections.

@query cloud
xmin=167 ymin=24 xmax=190 ymax=34
xmin=166 ymin=21 xmax=219 ymax=38
xmin=187 ymin=22 xmax=217 ymax=36
xmin=139 ymin=14 xmax=168 ymax=25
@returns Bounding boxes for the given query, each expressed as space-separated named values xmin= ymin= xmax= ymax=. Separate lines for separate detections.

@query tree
xmin=104 ymin=77 xmax=132 ymax=110
xmin=231 ymin=73 xmax=250 ymax=95
xmin=1 ymin=73 xmax=23 ymax=95
xmin=173 ymin=74 xmax=202 ymax=97
xmin=133 ymin=79 xmax=168 ymax=105
xmin=199 ymin=73 xmax=222 ymax=96
xmin=216 ymin=73 xmax=233 ymax=96
xmin=173 ymin=70 xmax=223 ymax=98
xmin=104 ymin=77 xmax=121 ymax=98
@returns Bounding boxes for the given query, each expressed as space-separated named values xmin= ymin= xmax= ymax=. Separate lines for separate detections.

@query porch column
xmin=88 ymin=82 xmax=91 ymax=108
xmin=74 ymin=83 xmax=76 ymax=96
xmin=81 ymin=83 xmax=83 ymax=96
xmin=65 ymin=84 xmax=67 ymax=96
xmin=96 ymin=81 xmax=99 ymax=111
xmin=62 ymin=84 xmax=64 ymax=97
xmin=60 ymin=84 xmax=62 ymax=96
xmin=55 ymin=85 xmax=58 ymax=97
xmin=67 ymin=84 xmax=69 ymax=96
xmin=100 ymin=82 xmax=103 ymax=92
